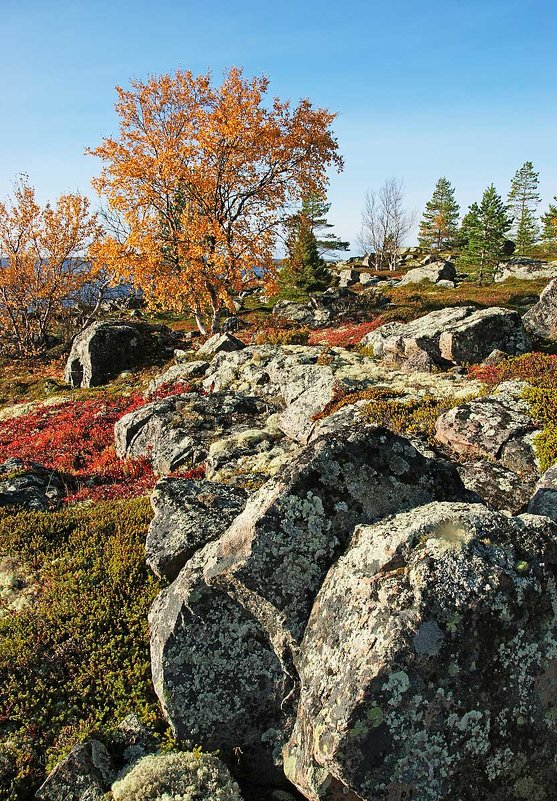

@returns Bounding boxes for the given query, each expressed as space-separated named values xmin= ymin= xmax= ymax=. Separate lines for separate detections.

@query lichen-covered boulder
xmin=523 ymin=277 xmax=557 ymax=341
xmin=360 ymin=306 xmax=531 ymax=368
xmin=196 ymin=332 xmax=245 ymax=359
xmin=284 ymin=502 xmax=557 ymax=801
xmin=114 ymin=391 xmax=275 ymax=475
xmin=64 ymin=320 xmax=179 ymax=388
xmin=494 ymin=257 xmax=557 ymax=283
xmin=398 ymin=259 xmax=456 ymax=286
xmin=0 ymin=458 xmax=66 ymax=510
xmin=35 ymin=740 xmax=113 ymax=801
xmin=147 ymin=478 xmax=248 ymax=581
xmin=149 ymin=426 xmax=471 ymax=780
xmin=147 ymin=361 xmax=210 ymax=394
xmin=457 ymin=459 xmax=534 ymax=515
xmin=528 ymin=465 xmax=557 ymax=522
xmin=435 ymin=382 xmax=539 ymax=475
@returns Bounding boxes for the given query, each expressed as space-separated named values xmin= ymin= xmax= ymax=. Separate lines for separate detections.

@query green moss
xmin=0 ymin=498 xmax=162 ymax=800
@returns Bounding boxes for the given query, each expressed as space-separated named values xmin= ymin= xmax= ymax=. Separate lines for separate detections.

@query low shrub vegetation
xmin=0 ymin=498 xmax=161 ymax=800
xmin=470 ymin=352 xmax=557 ymax=471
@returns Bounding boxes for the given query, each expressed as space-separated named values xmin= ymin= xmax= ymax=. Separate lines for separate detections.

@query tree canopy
xmin=460 ymin=185 xmax=511 ymax=283
xmin=418 ymin=177 xmax=460 ymax=251
xmin=88 ymin=68 xmax=343 ymax=333
xmin=507 ymin=161 xmax=540 ymax=255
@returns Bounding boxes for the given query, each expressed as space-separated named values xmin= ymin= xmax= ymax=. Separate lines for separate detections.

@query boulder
xmin=398 ymin=260 xmax=456 ymax=286
xmin=64 ymin=321 xmax=179 ymax=388
xmin=147 ymin=361 xmax=209 ymax=395
xmin=273 ymin=289 xmax=377 ymax=330
xmin=523 ymin=277 xmax=557 ymax=340
xmin=494 ymin=257 xmax=557 ymax=283
xmin=528 ymin=465 xmax=557 ymax=522
xmin=338 ymin=269 xmax=359 ymax=287
xmin=0 ymin=458 xmax=65 ymax=510
xmin=285 ymin=502 xmax=557 ymax=801
xmin=360 ymin=306 xmax=531 ymax=368
xmin=273 ymin=299 xmax=327 ymax=327
xmin=149 ymin=425 xmax=471 ymax=779
xmin=434 ymin=381 xmax=539 ymax=475
xmin=147 ymin=478 xmax=248 ymax=581
xmin=457 ymin=459 xmax=534 ymax=515
xmin=196 ymin=332 xmax=245 ymax=359
xmin=35 ymin=740 xmax=113 ymax=801
xmin=115 ymin=391 xmax=275 ymax=475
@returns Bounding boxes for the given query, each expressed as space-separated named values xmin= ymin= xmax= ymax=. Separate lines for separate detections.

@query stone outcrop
xmin=114 ymin=391 xmax=276 ymax=475
xmin=273 ymin=289 xmax=379 ymax=329
xmin=434 ymin=381 xmax=539 ymax=476
xmin=457 ymin=459 xmax=534 ymax=515
xmin=360 ymin=307 xmax=531 ymax=369
xmin=528 ymin=465 xmax=557 ymax=522
xmin=147 ymin=361 xmax=209 ymax=394
xmin=523 ymin=277 xmax=557 ymax=341
xmin=196 ymin=332 xmax=246 ymax=359
xmin=147 ymin=478 xmax=248 ymax=581
xmin=64 ymin=321 xmax=180 ymax=388
xmin=0 ymin=458 xmax=66 ymax=510
xmin=494 ymin=257 xmax=557 ymax=282
xmin=35 ymin=740 xmax=113 ymax=801
xmin=149 ymin=425 xmax=471 ymax=781
xmin=284 ymin=502 xmax=557 ymax=801
xmin=398 ymin=259 xmax=456 ymax=286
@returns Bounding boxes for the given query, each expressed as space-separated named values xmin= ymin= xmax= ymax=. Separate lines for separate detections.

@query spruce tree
xmin=461 ymin=185 xmax=511 ymax=284
xmin=278 ymin=213 xmax=331 ymax=298
xmin=541 ymin=197 xmax=557 ymax=244
xmin=418 ymin=177 xmax=460 ymax=251
xmin=507 ymin=161 xmax=540 ymax=254
xmin=297 ymin=194 xmax=349 ymax=259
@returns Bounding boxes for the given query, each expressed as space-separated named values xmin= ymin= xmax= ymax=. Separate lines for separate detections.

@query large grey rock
xmin=435 ymin=382 xmax=539 ymax=476
xmin=457 ymin=459 xmax=534 ymax=515
xmin=0 ymin=458 xmax=65 ymax=510
xmin=196 ymin=332 xmax=245 ymax=359
xmin=337 ymin=269 xmax=359 ymax=288
xmin=494 ymin=257 xmax=557 ymax=282
xmin=147 ymin=478 xmax=248 ymax=581
xmin=273 ymin=289 xmax=377 ymax=330
xmin=523 ymin=277 xmax=557 ymax=340
xmin=284 ymin=502 xmax=557 ymax=801
xmin=35 ymin=740 xmax=113 ymax=801
xmin=398 ymin=260 xmax=456 ymax=286
xmin=64 ymin=321 xmax=178 ymax=388
xmin=149 ymin=425 xmax=471 ymax=779
xmin=115 ymin=391 xmax=275 ymax=475
xmin=528 ymin=465 xmax=557 ymax=522
xmin=360 ymin=306 xmax=531 ymax=368
xmin=147 ymin=361 xmax=209 ymax=394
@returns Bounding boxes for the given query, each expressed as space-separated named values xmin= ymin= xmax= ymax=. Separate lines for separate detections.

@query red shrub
xmin=0 ymin=381 xmax=203 ymax=503
xmin=468 ymin=353 xmax=557 ymax=388
xmin=308 ymin=319 xmax=384 ymax=348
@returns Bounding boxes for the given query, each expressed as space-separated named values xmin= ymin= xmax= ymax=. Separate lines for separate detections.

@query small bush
xmin=0 ymin=498 xmax=160 ymax=800
xmin=253 ymin=326 xmax=310 ymax=346
xmin=111 ymin=750 xmax=242 ymax=801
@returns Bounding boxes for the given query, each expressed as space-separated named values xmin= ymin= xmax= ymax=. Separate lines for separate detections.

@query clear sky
xmin=0 ymin=0 xmax=555 ymax=252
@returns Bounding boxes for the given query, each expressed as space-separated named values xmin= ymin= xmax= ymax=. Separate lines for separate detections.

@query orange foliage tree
xmin=0 ymin=177 xmax=104 ymax=354
xmin=88 ymin=68 xmax=343 ymax=333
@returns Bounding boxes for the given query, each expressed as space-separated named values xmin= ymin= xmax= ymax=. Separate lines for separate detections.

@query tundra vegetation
xmin=0 ymin=66 xmax=557 ymax=801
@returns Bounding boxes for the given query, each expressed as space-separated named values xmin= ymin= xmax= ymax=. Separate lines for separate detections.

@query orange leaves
xmin=88 ymin=67 xmax=342 ymax=332
xmin=0 ymin=177 xmax=104 ymax=354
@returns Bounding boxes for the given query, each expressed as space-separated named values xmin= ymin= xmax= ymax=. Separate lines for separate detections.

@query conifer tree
xmin=507 ymin=161 xmax=540 ymax=254
xmin=418 ymin=177 xmax=460 ymax=251
xmin=278 ymin=213 xmax=331 ymax=297
xmin=541 ymin=197 xmax=557 ymax=245
xmin=297 ymin=194 xmax=349 ymax=259
xmin=461 ymin=185 xmax=511 ymax=283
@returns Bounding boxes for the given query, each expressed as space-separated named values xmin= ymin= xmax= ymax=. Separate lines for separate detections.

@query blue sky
xmin=0 ymin=0 xmax=555 ymax=252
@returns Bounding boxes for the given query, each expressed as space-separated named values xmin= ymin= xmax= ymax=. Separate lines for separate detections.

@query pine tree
xmin=541 ymin=197 xmax=557 ymax=244
xmin=298 ymin=194 xmax=349 ymax=259
xmin=418 ymin=177 xmax=460 ymax=251
xmin=507 ymin=161 xmax=540 ymax=255
xmin=461 ymin=185 xmax=511 ymax=284
xmin=278 ymin=213 xmax=331 ymax=297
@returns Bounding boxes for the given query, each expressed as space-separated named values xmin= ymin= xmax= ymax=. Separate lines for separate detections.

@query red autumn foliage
xmin=0 ymin=380 xmax=200 ymax=503
xmin=468 ymin=352 xmax=557 ymax=388
xmin=308 ymin=318 xmax=384 ymax=347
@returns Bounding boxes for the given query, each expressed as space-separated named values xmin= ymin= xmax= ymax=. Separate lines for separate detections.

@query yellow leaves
xmin=87 ymin=67 xmax=342 ymax=330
